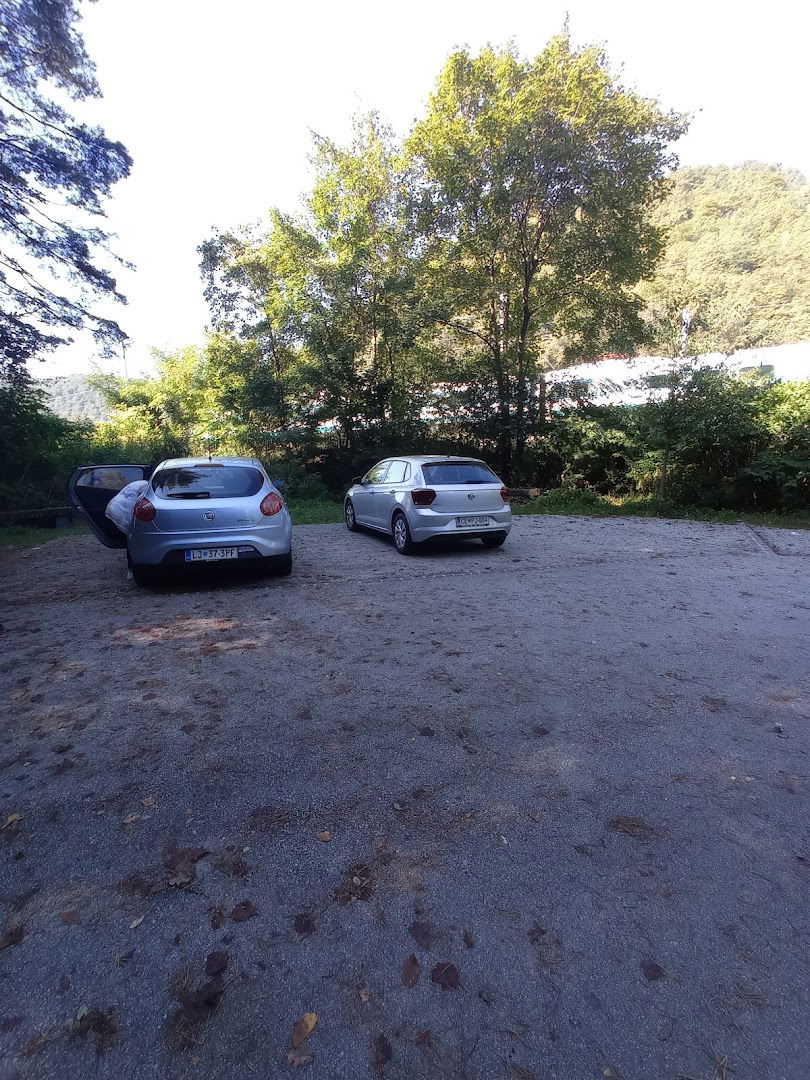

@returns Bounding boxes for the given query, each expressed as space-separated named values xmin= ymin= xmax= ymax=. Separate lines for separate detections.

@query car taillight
xmin=500 ymin=487 xmax=510 ymax=503
xmin=260 ymin=492 xmax=283 ymax=516
xmin=411 ymin=488 xmax=436 ymax=507
xmin=133 ymin=497 xmax=156 ymax=522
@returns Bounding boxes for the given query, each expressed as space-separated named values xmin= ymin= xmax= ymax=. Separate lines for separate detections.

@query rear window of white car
xmin=421 ymin=462 xmax=498 ymax=485
xmin=152 ymin=466 xmax=264 ymax=500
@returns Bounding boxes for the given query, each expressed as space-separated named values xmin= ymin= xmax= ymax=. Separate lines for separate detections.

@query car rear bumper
xmin=407 ymin=507 xmax=512 ymax=542
xmin=127 ymin=518 xmax=293 ymax=565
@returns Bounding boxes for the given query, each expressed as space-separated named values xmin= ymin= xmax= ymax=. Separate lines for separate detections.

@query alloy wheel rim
xmin=346 ymin=504 xmax=354 ymax=527
xmin=394 ymin=519 xmax=406 ymax=548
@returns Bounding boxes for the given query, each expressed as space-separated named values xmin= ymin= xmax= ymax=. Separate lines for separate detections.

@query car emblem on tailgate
xmin=467 ymin=493 xmax=475 ymax=500
xmin=204 ymin=511 xmax=215 ymax=521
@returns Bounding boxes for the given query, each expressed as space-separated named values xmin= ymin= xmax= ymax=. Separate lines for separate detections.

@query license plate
xmin=456 ymin=516 xmax=490 ymax=528
xmin=184 ymin=547 xmax=238 ymax=562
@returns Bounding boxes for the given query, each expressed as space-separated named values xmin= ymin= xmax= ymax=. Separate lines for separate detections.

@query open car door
xmin=67 ymin=465 xmax=150 ymax=548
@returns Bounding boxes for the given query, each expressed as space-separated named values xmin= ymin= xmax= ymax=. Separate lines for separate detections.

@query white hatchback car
xmin=344 ymin=456 xmax=512 ymax=554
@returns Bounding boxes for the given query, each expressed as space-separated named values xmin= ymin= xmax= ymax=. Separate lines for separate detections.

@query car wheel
xmin=261 ymin=551 xmax=292 ymax=577
xmin=274 ymin=551 xmax=292 ymax=576
xmin=345 ymin=499 xmax=360 ymax=532
xmin=131 ymin=562 xmax=160 ymax=587
xmin=481 ymin=532 xmax=508 ymax=549
xmin=392 ymin=512 xmax=416 ymax=555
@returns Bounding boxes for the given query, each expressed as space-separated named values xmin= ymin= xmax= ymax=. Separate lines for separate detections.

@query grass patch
xmin=287 ymin=498 xmax=344 ymax=525
xmin=512 ymin=489 xmax=810 ymax=531
xmin=0 ymin=522 xmax=89 ymax=550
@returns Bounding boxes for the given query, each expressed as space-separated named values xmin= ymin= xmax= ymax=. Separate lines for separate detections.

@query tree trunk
xmin=658 ymin=446 xmax=669 ymax=501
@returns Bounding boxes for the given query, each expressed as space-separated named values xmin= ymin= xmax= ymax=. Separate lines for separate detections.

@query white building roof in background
xmin=558 ymin=341 xmax=810 ymax=404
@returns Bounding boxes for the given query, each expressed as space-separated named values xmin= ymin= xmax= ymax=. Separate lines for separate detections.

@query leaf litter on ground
xmin=431 ymin=962 xmax=460 ymax=990
xmin=287 ymin=1012 xmax=318 ymax=1068
xmin=402 ymin=953 xmax=420 ymax=988
xmin=163 ymin=845 xmax=207 ymax=888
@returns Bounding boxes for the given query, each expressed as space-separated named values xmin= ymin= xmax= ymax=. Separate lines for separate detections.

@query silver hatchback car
xmin=344 ymin=455 xmax=512 ymax=554
xmin=68 ymin=457 xmax=293 ymax=586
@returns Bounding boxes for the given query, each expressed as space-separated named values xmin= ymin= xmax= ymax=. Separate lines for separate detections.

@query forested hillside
xmin=40 ymin=376 xmax=109 ymax=423
xmin=643 ymin=164 xmax=810 ymax=353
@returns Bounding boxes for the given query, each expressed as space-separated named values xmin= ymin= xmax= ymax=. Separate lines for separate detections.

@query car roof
xmin=385 ymin=455 xmax=486 ymax=464
xmin=156 ymin=456 xmax=261 ymax=469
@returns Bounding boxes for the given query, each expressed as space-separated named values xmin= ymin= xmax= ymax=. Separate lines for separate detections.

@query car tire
xmin=481 ymin=532 xmax=508 ymax=549
xmin=131 ymin=562 xmax=161 ymax=588
xmin=345 ymin=499 xmax=360 ymax=532
xmin=392 ymin=511 xmax=416 ymax=555
xmin=262 ymin=551 xmax=292 ymax=577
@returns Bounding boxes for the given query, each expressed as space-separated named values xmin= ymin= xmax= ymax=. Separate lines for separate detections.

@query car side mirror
xmin=352 ymin=476 xmax=364 ymax=485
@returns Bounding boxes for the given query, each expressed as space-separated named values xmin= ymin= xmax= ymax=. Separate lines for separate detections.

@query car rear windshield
xmin=151 ymin=466 xmax=264 ymax=500
xmin=421 ymin=462 xmax=498 ymax=485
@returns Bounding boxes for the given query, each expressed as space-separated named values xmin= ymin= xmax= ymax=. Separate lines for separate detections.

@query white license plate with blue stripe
xmin=456 ymin=516 xmax=490 ymax=528
xmin=185 ymin=547 xmax=238 ymax=561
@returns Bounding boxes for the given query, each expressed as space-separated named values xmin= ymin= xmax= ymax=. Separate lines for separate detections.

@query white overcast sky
xmin=37 ymin=0 xmax=810 ymax=379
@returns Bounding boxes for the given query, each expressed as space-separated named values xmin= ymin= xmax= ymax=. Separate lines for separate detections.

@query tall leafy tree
xmin=406 ymin=34 xmax=686 ymax=478
xmin=200 ymin=114 xmax=427 ymax=455
xmin=0 ymin=0 xmax=132 ymax=383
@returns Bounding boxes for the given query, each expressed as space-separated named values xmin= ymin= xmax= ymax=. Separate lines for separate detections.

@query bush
xmin=736 ymin=452 xmax=810 ymax=511
xmin=262 ymin=459 xmax=331 ymax=500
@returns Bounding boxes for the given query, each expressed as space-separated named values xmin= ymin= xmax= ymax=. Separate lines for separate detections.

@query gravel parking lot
xmin=1 ymin=515 xmax=808 ymax=1080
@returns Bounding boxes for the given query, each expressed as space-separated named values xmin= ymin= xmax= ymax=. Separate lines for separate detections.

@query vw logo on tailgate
xmin=467 ymin=493 xmax=475 ymax=500
xmin=204 ymin=511 xmax=215 ymax=521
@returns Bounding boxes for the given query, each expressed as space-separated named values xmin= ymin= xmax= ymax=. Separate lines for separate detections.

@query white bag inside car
xmin=104 ymin=479 xmax=149 ymax=533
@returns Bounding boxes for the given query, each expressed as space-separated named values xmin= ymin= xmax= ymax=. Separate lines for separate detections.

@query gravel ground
xmin=0 ymin=514 xmax=808 ymax=1080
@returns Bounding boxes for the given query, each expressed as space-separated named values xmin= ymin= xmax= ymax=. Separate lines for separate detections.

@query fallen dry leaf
xmin=209 ymin=904 xmax=225 ymax=929
xmin=1 ymin=812 xmax=23 ymax=830
xmin=373 ymin=1033 xmax=392 ymax=1067
xmin=231 ymin=900 xmax=258 ymax=923
xmin=291 ymin=1012 xmax=318 ymax=1048
xmin=528 ymin=922 xmax=547 ymax=945
xmin=511 ymin=1065 xmax=536 ymax=1080
xmin=286 ymin=1046 xmax=315 ymax=1068
xmin=117 ymin=870 xmax=166 ymax=898
xmin=294 ymin=912 xmax=316 ymax=936
xmin=140 ymin=796 xmax=156 ymax=809
xmin=402 ymin=953 xmax=420 ymax=988
xmin=316 ymin=831 xmax=332 ymax=842
xmin=164 ymin=845 xmax=207 ymax=888
xmin=59 ymin=975 xmax=71 ymax=991
xmin=335 ymin=863 xmax=375 ymax=904
xmin=430 ymin=962 xmax=460 ymax=990
xmin=129 ymin=916 xmax=144 ymax=929
xmin=60 ymin=909 xmax=80 ymax=925
xmin=409 ymin=920 xmax=437 ymax=950
xmin=168 ymin=972 xmax=226 ymax=1050
xmin=641 ymin=958 xmax=668 ymax=982
xmin=463 ymin=930 xmax=475 ymax=949
xmin=609 ymin=816 xmax=653 ymax=837
xmin=0 ymin=924 xmax=26 ymax=949
xmin=122 ymin=813 xmax=140 ymax=826
xmin=358 ymin=987 xmax=372 ymax=1003
xmin=205 ymin=951 xmax=229 ymax=977
xmin=71 ymin=1006 xmax=118 ymax=1055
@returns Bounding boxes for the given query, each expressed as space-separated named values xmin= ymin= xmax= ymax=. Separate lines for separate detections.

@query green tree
xmin=1 ymin=0 xmax=132 ymax=381
xmin=406 ymin=34 xmax=686 ymax=479
xmin=200 ymin=114 xmax=427 ymax=458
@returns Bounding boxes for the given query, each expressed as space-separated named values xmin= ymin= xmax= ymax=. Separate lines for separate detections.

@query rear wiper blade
xmin=165 ymin=491 xmax=211 ymax=499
